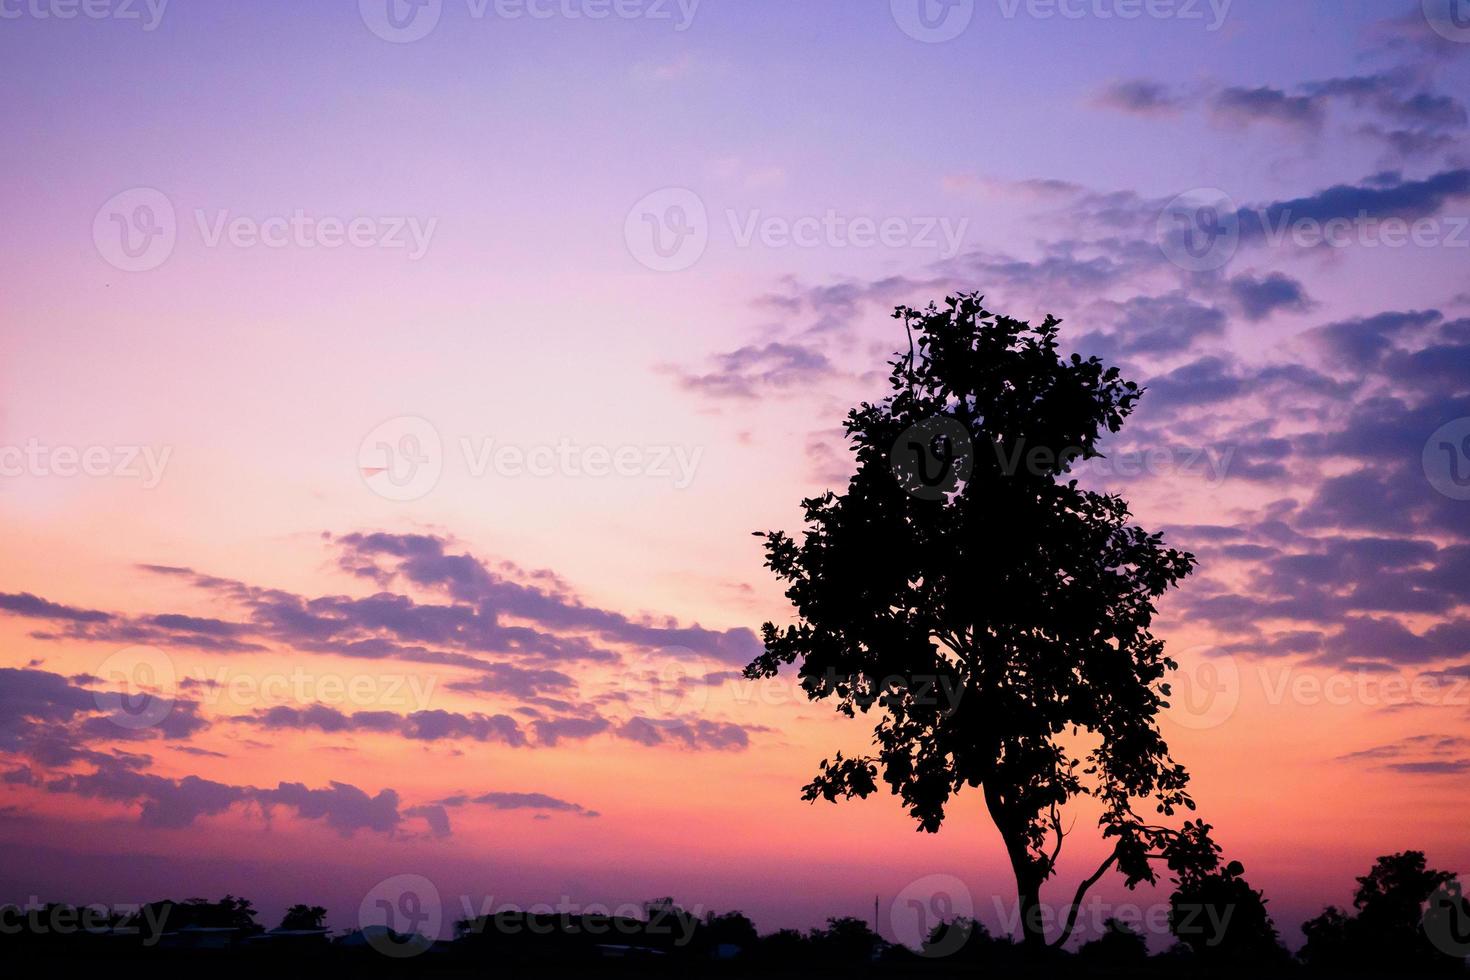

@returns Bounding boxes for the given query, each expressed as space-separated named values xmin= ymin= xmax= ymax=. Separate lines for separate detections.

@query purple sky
xmin=2 ymin=0 xmax=1470 ymax=953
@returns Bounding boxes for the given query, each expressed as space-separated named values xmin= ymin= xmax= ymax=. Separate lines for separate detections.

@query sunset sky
xmin=3 ymin=0 xmax=1470 ymax=951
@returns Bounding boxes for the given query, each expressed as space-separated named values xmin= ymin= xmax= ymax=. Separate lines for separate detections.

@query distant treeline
xmin=2 ymin=852 xmax=1467 ymax=977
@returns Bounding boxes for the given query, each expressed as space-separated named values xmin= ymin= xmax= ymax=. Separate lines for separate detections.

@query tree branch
xmin=1046 ymin=803 xmax=1065 ymax=873
xmin=1049 ymin=845 xmax=1120 ymax=950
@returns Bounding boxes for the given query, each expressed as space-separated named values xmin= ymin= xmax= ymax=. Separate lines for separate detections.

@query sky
xmin=2 ymin=0 xmax=1470 ymax=954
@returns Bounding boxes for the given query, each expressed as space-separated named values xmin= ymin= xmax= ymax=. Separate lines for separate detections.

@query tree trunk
xmin=1016 ymin=876 xmax=1047 ymax=954
xmin=985 ymin=782 xmax=1050 ymax=956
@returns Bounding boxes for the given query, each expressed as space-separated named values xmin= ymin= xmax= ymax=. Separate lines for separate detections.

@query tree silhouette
xmin=808 ymin=916 xmax=885 ymax=963
xmin=1301 ymin=851 xmax=1458 ymax=972
xmin=1167 ymin=827 xmax=1286 ymax=966
xmin=126 ymin=895 xmax=261 ymax=934
xmin=923 ymin=915 xmax=1020 ymax=966
xmin=756 ymin=927 xmax=810 ymax=964
xmin=746 ymin=294 xmax=1209 ymax=953
xmin=701 ymin=909 xmax=758 ymax=952
xmin=280 ymin=904 xmax=328 ymax=930
xmin=1077 ymin=917 xmax=1149 ymax=969
xmin=9 ymin=879 xmax=1470 ymax=974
